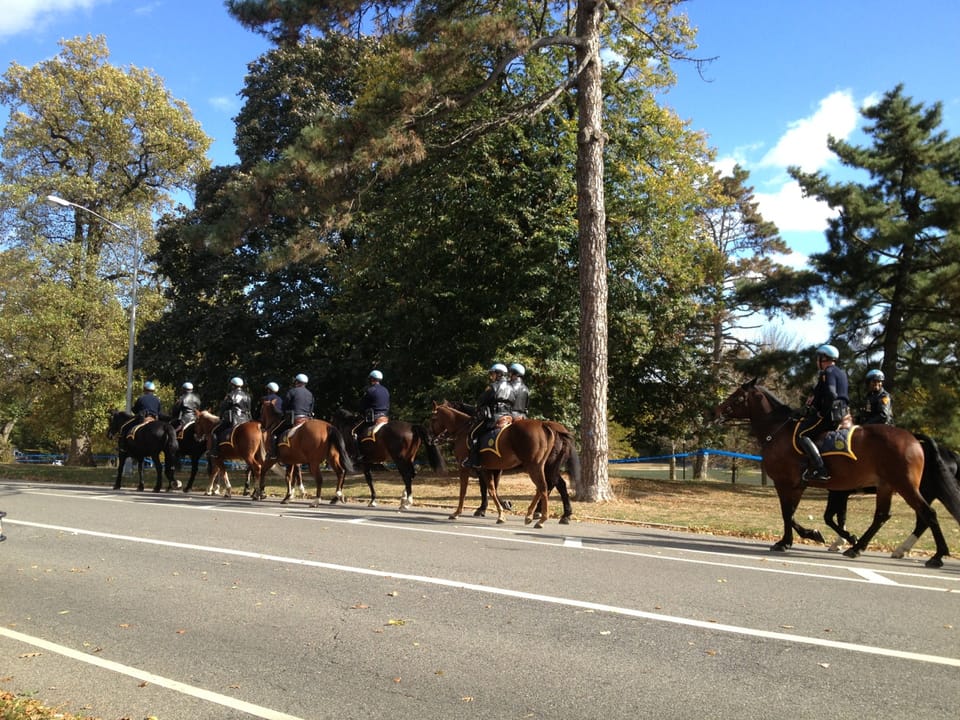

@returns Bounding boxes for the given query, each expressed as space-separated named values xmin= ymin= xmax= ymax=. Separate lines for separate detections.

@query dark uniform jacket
xmin=811 ymin=364 xmax=850 ymax=425
xmin=133 ymin=393 xmax=161 ymax=419
xmin=477 ymin=378 xmax=515 ymax=420
xmin=509 ymin=378 xmax=530 ymax=418
xmin=361 ymin=383 xmax=390 ymax=422
xmin=219 ymin=388 xmax=252 ymax=425
xmin=284 ymin=386 xmax=314 ymax=419
xmin=171 ymin=391 xmax=201 ymax=425
xmin=863 ymin=389 xmax=893 ymax=425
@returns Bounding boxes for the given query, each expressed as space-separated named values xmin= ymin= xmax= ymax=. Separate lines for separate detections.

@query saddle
xmin=176 ymin=420 xmax=196 ymax=441
xmin=277 ymin=417 xmax=309 ymax=448
xmin=477 ymin=416 xmax=514 ymax=459
xmin=791 ymin=418 xmax=859 ymax=460
xmin=358 ymin=416 xmax=389 ymax=443
xmin=124 ymin=417 xmax=153 ymax=441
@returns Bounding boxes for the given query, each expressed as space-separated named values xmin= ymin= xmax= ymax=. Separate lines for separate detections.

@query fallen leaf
xmin=387 ymin=591 xmax=398 ymax=597
xmin=351 ymin=603 xmax=370 ymax=610
xmin=138 ymin=681 xmax=149 ymax=688
xmin=599 ymin=631 xmax=611 ymax=636
xmin=386 ymin=619 xmax=406 ymax=626
xmin=18 ymin=652 xmax=42 ymax=659
xmin=818 ymin=663 xmax=830 ymax=669
xmin=119 ymin=623 xmax=131 ymax=629
xmin=58 ymin=610 xmax=70 ymax=615
xmin=944 ymin=624 xmax=954 ymax=629
xmin=176 ymin=629 xmax=187 ymax=635
xmin=229 ymin=684 xmax=241 ymax=689
xmin=780 ymin=625 xmax=795 ymax=629
xmin=705 ymin=649 xmax=718 ymax=656
xmin=462 ymin=696 xmax=475 ymax=702
xmin=393 ymin=677 xmax=402 ymax=683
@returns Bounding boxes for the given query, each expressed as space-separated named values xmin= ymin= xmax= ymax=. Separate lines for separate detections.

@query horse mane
xmin=754 ymin=384 xmax=795 ymax=417
xmin=445 ymin=400 xmax=475 ymax=415
xmin=332 ymin=407 xmax=359 ymax=422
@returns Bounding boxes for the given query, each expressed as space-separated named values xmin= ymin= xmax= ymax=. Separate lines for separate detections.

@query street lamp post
xmin=46 ymin=194 xmax=140 ymax=412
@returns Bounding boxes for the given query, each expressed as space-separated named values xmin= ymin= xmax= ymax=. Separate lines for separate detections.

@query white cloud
xmin=0 ymin=0 xmax=99 ymax=38
xmin=754 ymin=179 xmax=836 ymax=233
xmin=209 ymin=96 xmax=238 ymax=114
xmin=759 ymin=90 xmax=860 ymax=172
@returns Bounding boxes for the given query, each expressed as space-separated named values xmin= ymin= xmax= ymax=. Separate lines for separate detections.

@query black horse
xmin=330 ymin=408 xmax=446 ymax=508
xmin=107 ymin=410 xmax=179 ymax=492
xmin=819 ymin=435 xmax=960 ymax=556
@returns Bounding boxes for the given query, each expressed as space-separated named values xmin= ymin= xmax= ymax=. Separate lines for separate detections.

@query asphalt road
xmin=1 ymin=481 xmax=958 ymax=720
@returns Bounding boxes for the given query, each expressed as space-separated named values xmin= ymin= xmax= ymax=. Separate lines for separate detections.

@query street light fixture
xmin=46 ymin=194 xmax=141 ymax=412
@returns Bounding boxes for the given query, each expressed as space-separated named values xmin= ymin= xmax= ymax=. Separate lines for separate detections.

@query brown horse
xmin=443 ymin=401 xmax=579 ymax=523
xmin=329 ymin=408 xmax=446 ymax=509
xmin=257 ymin=401 xmax=355 ymax=505
xmin=193 ymin=410 xmax=266 ymax=498
xmin=428 ymin=401 xmax=559 ymax=528
xmin=715 ymin=379 xmax=960 ymax=568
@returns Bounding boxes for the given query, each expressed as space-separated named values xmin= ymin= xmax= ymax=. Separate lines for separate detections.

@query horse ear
xmin=746 ymin=377 xmax=759 ymax=388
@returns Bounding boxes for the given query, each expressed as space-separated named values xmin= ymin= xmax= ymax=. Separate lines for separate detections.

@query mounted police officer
xmin=356 ymin=370 xmax=390 ymax=439
xmin=861 ymin=369 xmax=893 ymax=425
xmin=797 ymin=344 xmax=849 ymax=483
xmin=508 ymin=363 xmax=530 ymax=419
xmin=258 ymin=382 xmax=283 ymax=423
xmin=268 ymin=374 xmax=313 ymax=459
xmin=463 ymin=363 xmax=515 ymax=468
xmin=208 ymin=377 xmax=251 ymax=459
xmin=132 ymin=381 xmax=161 ymax=421
xmin=170 ymin=382 xmax=201 ymax=431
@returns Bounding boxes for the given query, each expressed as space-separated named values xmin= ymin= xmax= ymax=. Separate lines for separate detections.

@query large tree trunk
xmin=67 ymin=386 xmax=95 ymax=466
xmin=574 ymin=0 xmax=614 ymax=502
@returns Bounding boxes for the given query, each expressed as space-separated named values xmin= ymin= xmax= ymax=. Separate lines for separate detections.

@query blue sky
xmin=3 ymin=0 xmax=959 ymax=343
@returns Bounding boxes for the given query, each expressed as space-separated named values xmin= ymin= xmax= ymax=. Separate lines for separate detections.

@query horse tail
xmin=328 ymin=424 xmax=356 ymax=474
xmin=414 ymin=423 xmax=447 ymax=474
xmin=564 ymin=433 xmax=582 ymax=489
xmin=549 ymin=428 xmax=581 ymax=489
xmin=915 ymin=433 xmax=960 ymax=525
xmin=164 ymin=424 xmax=180 ymax=470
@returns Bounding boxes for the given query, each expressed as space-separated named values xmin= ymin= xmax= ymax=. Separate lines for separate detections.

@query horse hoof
xmin=524 ymin=516 xmax=533 ymax=525
xmin=112 ymin=484 xmax=121 ymax=491
xmin=534 ymin=520 xmax=545 ymax=529
xmin=501 ymin=499 xmax=513 ymax=511
xmin=890 ymin=549 xmax=906 ymax=559
xmin=496 ymin=517 xmax=506 ymax=524
xmin=925 ymin=556 xmax=944 ymax=569
xmin=559 ymin=516 xmax=571 ymax=525
xmin=473 ymin=509 xmax=485 ymax=517
xmin=842 ymin=547 xmax=861 ymax=559
xmin=770 ymin=542 xmax=790 ymax=552
xmin=281 ymin=496 xmax=290 ymax=504
xmin=368 ymin=500 xmax=378 ymax=508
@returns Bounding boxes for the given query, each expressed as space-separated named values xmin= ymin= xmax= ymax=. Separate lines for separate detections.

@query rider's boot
xmin=462 ymin=439 xmax=481 ymax=469
xmin=799 ymin=435 xmax=830 ymax=484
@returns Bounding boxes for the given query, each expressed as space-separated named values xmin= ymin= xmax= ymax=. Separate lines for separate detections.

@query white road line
xmin=10 ymin=519 xmax=960 ymax=669
xmin=563 ymin=536 xmax=583 ymax=548
xmin=0 ymin=626 xmax=305 ymax=720
xmin=14 ymin=489 xmax=957 ymax=590
xmin=851 ymin=568 xmax=900 ymax=585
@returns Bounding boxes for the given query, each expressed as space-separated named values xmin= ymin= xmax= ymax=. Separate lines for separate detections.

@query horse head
xmin=714 ymin=378 xmax=760 ymax=423
xmin=106 ymin=409 xmax=132 ymax=439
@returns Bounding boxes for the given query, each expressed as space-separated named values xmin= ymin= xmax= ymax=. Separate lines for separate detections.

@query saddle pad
xmin=278 ymin=421 xmax=306 ymax=448
xmin=478 ymin=426 xmax=507 ymax=459
xmin=820 ymin=426 xmax=858 ymax=460
xmin=360 ymin=417 xmax=389 ymax=444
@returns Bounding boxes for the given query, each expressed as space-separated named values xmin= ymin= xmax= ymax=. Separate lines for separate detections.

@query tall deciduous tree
xmin=224 ymin=0 xmax=701 ymax=501
xmin=0 ymin=35 xmax=209 ymax=463
xmin=791 ymin=84 xmax=960 ymax=441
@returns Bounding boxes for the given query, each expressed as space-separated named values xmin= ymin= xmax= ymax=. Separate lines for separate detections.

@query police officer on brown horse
xmin=208 ymin=377 xmax=252 ymax=459
xmin=267 ymin=373 xmax=313 ymax=459
xmin=797 ymin=344 xmax=849 ymax=483
xmin=463 ymin=363 xmax=515 ymax=469
xmin=355 ymin=370 xmax=390 ymax=440
xmin=508 ymin=363 xmax=530 ymax=419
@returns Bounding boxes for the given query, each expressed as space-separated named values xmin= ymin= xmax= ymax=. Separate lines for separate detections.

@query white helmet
xmin=295 ymin=373 xmax=308 ymax=384
xmin=508 ymin=363 xmax=525 ymax=377
xmin=369 ymin=370 xmax=383 ymax=381
xmin=266 ymin=382 xmax=279 ymax=393
xmin=230 ymin=377 xmax=244 ymax=387
xmin=143 ymin=381 xmax=156 ymax=391
xmin=816 ymin=344 xmax=839 ymax=360
xmin=489 ymin=363 xmax=508 ymax=375
xmin=866 ymin=369 xmax=884 ymax=382
xmin=182 ymin=382 xmax=193 ymax=391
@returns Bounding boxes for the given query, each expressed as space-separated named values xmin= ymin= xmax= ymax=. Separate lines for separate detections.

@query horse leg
xmin=449 ymin=469 xmax=470 ymax=521
xmin=312 ymin=463 xmax=327 ymax=508
xmin=397 ymin=461 xmax=415 ymax=510
xmin=281 ymin=465 xmax=294 ymax=504
xmin=552 ymin=476 xmax=573 ymax=525
xmin=136 ymin=459 xmax=146 ymax=492
xmin=483 ymin=469 xmax=506 ymax=524
xmin=524 ymin=469 xmax=549 ymax=529
xmin=772 ymin=488 xmax=801 ymax=552
xmin=843 ymin=490 xmax=893 ymax=559
xmin=153 ymin=454 xmax=164 ymax=493
xmin=474 ymin=471 xmax=489 ymax=517
xmin=113 ymin=452 xmax=127 ymax=490
xmin=220 ymin=469 xmax=232 ymax=498
xmin=364 ymin=464 xmax=377 ymax=508
xmin=823 ymin=490 xmax=858 ymax=551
